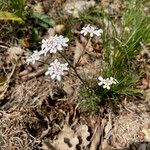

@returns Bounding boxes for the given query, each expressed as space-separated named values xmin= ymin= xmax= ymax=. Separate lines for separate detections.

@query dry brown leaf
xmin=6 ymin=47 xmax=23 ymax=62
xmin=63 ymin=80 xmax=74 ymax=96
xmin=51 ymin=124 xmax=79 ymax=150
xmin=81 ymin=64 xmax=97 ymax=79
xmin=79 ymin=54 xmax=89 ymax=65
xmin=90 ymin=119 xmax=106 ymax=150
xmin=85 ymin=38 xmax=93 ymax=52
xmin=101 ymin=113 xmax=112 ymax=150
xmin=76 ymin=124 xmax=90 ymax=147
xmin=80 ymin=35 xmax=87 ymax=45
xmin=73 ymin=40 xmax=84 ymax=67
xmin=90 ymin=126 xmax=101 ymax=150
xmin=101 ymin=140 xmax=113 ymax=150
xmin=142 ymin=125 xmax=150 ymax=142
xmin=0 ymin=55 xmax=4 ymax=68
xmin=104 ymin=113 xmax=112 ymax=139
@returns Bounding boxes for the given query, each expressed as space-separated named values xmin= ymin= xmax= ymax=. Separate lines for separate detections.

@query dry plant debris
xmin=0 ymin=0 xmax=150 ymax=150
xmin=76 ymin=124 xmax=90 ymax=147
xmin=111 ymin=110 xmax=150 ymax=149
xmin=63 ymin=0 xmax=96 ymax=18
xmin=6 ymin=46 xmax=24 ymax=62
xmin=73 ymin=39 xmax=84 ymax=67
xmin=51 ymin=124 xmax=79 ymax=150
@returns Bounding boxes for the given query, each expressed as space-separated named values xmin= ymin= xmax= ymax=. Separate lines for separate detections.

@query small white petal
xmin=80 ymin=30 xmax=84 ymax=34
xmin=57 ymin=45 xmax=63 ymax=50
xmin=90 ymin=32 xmax=94 ymax=37
xmin=51 ymin=74 xmax=56 ymax=79
xmin=98 ymin=76 xmax=103 ymax=81
xmin=98 ymin=82 xmax=103 ymax=86
xmin=54 ymin=59 xmax=58 ymax=63
xmin=83 ymin=32 xmax=87 ymax=36
xmin=56 ymin=75 xmax=61 ymax=81
xmin=62 ymin=43 xmax=68 ymax=47
xmin=64 ymin=37 xmax=69 ymax=42
xmin=45 ymin=71 xmax=50 ymax=76
xmin=103 ymin=85 xmax=110 ymax=90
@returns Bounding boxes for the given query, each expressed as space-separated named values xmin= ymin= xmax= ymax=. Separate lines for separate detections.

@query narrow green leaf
xmin=0 ymin=11 xmax=23 ymax=22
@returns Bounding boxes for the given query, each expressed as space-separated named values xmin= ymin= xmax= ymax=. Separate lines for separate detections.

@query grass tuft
xmin=79 ymin=0 xmax=150 ymax=113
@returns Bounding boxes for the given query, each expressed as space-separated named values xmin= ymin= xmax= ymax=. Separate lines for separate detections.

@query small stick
xmin=21 ymin=66 xmax=47 ymax=81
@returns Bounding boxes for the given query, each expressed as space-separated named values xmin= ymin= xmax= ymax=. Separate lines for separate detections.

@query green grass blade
xmin=0 ymin=11 xmax=23 ymax=22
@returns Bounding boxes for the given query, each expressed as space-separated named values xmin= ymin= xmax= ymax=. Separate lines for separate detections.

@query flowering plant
xmin=26 ymin=25 xmax=119 ymax=91
xmin=45 ymin=59 xmax=69 ymax=81
xmin=26 ymin=25 xmax=104 ymax=83
xmin=98 ymin=76 xmax=118 ymax=90
xmin=80 ymin=24 xmax=103 ymax=37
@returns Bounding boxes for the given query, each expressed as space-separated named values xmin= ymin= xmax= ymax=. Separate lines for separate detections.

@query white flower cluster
xmin=41 ymin=35 xmax=69 ymax=55
xmin=26 ymin=35 xmax=69 ymax=81
xmin=26 ymin=50 xmax=41 ymax=64
xmin=98 ymin=76 xmax=118 ymax=90
xmin=81 ymin=24 xmax=103 ymax=37
xmin=26 ymin=35 xmax=69 ymax=64
xmin=45 ymin=59 xmax=69 ymax=81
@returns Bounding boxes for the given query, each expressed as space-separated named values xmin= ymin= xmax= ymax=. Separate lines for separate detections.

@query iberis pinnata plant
xmin=45 ymin=59 xmax=69 ymax=81
xmin=26 ymin=25 xmax=105 ymax=83
xmin=98 ymin=76 xmax=118 ymax=90
xmin=80 ymin=24 xmax=103 ymax=37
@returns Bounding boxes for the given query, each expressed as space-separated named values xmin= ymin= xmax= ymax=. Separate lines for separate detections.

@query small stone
xmin=54 ymin=24 xmax=65 ymax=34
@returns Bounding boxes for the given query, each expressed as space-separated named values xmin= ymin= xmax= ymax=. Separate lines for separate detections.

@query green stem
xmin=58 ymin=51 xmax=88 ymax=88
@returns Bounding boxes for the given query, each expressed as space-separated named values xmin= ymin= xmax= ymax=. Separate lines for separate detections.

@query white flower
xmin=109 ymin=77 xmax=118 ymax=84
xmin=41 ymin=39 xmax=51 ymax=56
xmin=102 ymin=78 xmax=113 ymax=90
xmin=80 ymin=25 xmax=91 ymax=36
xmin=80 ymin=25 xmax=103 ymax=37
xmin=57 ymin=35 xmax=69 ymax=47
xmin=93 ymin=29 xmax=103 ymax=36
xmin=41 ymin=35 xmax=69 ymax=55
xmin=98 ymin=76 xmax=105 ymax=86
xmin=45 ymin=59 xmax=69 ymax=81
xmin=26 ymin=50 xmax=41 ymax=64
xmin=98 ymin=76 xmax=118 ymax=90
